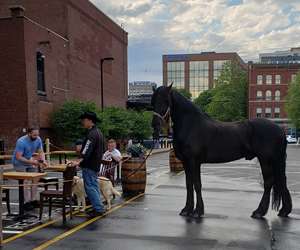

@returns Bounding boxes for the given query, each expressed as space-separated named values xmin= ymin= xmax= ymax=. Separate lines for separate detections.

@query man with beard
xmin=12 ymin=128 xmax=47 ymax=210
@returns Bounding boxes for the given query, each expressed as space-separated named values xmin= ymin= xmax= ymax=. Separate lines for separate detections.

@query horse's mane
xmin=171 ymin=90 xmax=212 ymax=120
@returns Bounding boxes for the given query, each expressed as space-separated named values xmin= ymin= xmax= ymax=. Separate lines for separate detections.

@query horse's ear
xmin=167 ymin=82 xmax=173 ymax=92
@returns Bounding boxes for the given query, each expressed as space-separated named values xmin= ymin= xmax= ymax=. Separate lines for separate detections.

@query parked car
xmin=286 ymin=135 xmax=297 ymax=144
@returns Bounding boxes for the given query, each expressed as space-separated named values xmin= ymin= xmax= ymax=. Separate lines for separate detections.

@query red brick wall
xmin=0 ymin=1 xmax=128 ymax=149
xmin=0 ymin=17 xmax=28 ymax=149
xmin=248 ymin=64 xmax=300 ymax=120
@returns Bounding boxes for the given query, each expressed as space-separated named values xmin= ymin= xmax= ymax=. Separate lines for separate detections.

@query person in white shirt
xmin=102 ymin=139 xmax=122 ymax=162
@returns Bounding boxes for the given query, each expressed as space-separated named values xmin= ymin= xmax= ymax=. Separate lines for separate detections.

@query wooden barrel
xmin=122 ymin=158 xmax=146 ymax=196
xmin=169 ymin=150 xmax=184 ymax=172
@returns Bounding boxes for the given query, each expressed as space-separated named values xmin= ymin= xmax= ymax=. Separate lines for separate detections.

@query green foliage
xmin=51 ymin=101 xmax=153 ymax=144
xmin=194 ymin=89 xmax=215 ymax=112
xmin=175 ymin=88 xmax=192 ymax=100
xmin=51 ymin=100 xmax=100 ymax=144
xmin=286 ymin=72 xmax=300 ymax=128
xmin=128 ymin=111 xmax=153 ymax=141
xmin=127 ymin=143 xmax=146 ymax=158
xmin=194 ymin=62 xmax=248 ymax=122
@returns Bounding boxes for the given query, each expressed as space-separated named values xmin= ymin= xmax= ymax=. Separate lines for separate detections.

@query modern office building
xmin=0 ymin=1 xmax=128 ymax=148
xmin=248 ymin=62 xmax=300 ymax=131
xmin=128 ymin=81 xmax=157 ymax=96
xmin=259 ymin=47 xmax=300 ymax=64
xmin=162 ymin=52 xmax=246 ymax=99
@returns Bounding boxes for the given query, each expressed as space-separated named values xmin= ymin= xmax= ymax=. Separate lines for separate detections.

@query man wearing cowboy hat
xmin=78 ymin=111 xmax=105 ymax=217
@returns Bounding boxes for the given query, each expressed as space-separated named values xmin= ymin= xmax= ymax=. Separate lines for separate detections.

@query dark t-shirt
xmin=80 ymin=126 xmax=103 ymax=172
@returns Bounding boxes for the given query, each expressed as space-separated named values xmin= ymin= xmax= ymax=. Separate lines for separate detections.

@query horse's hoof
xmin=251 ymin=211 xmax=264 ymax=219
xmin=179 ymin=208 xmax=193 ymax=217
xmin=278 ymin=210 xmax=290 ymax=218
xmin=191 ymin=209 xmax=204 ymax=219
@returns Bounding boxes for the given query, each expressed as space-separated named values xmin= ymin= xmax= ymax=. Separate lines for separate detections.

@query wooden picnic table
xmin=43 ymin=164 xmax=68 ymax=172
xmin=0 ymin=155 xmax=12 ymax=161
xmin=49 ymin=151 xmax=76 ymax=164
xmin=3 ymin=172 xmax=46 ymax=217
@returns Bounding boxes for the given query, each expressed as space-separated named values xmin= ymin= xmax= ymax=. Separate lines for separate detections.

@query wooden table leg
xmin=18 ymin=180 xmax=24 ymax=216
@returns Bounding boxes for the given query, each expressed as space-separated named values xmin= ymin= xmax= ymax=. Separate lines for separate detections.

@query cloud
xmin=90 ymin=0 xmax=300 ymax=82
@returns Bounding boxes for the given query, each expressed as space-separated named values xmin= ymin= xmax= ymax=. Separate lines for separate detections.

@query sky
xmin=90 ymin=0 xmax=300 ymax=85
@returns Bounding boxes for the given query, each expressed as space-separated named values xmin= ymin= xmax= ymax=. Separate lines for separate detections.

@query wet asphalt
xmin=4 ymin=146 xmax=300 ymax=250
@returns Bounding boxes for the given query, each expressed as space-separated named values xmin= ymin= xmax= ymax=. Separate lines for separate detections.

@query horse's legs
xmin=252 ymin=158 xmax=273 ymax=219
xmin=192 ymin=163 xmax=204 ymax=218
xmin=179 ymin=164 xmax=194 ymax=217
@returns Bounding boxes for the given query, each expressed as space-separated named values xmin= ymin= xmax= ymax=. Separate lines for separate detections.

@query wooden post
xmin=0 ymin=165 xmax=3 ymax=247
xmin=45 ymin=138 xmax=50 ymax=166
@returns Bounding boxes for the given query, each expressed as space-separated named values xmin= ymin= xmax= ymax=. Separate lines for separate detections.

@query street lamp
xmin=100 ymin=57 xmax=114 ymax=110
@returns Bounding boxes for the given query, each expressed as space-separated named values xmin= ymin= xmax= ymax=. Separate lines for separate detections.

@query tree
xmin=194 ymin=89 xmax=215 ymax=112
xmin=175 ymin=88 xmax=192 ymax=100
xmin=51 ymin=101 xmax=153 ymax=145
xmin=128 ymin=110 xmax=153 ymax=141
xmin=51 ymin=100 xmax=100 ymax=145
xmin=285 ymin=72 xmax=300 ymax=129
xmin=206 ymin=62 xmax=248 ymax=122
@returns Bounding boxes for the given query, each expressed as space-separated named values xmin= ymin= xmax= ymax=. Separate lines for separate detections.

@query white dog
xmin=72 ymin=176 xmax=121 ymax=211
xmin=98 ymin=176 xmax=121 ymax=210
xmin=72 ymin=176 xmax=86 ymax=211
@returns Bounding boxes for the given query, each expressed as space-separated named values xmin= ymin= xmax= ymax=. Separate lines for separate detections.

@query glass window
xmin=274 ymin=107 xmax=280 ymax=118
xmin=257 ymin=75 xmax=263 ymax=85
xmin=189 ymin=61 xmax=209 ymax=98
xmin=275 ymin=75 xmax=281 ymax=84
xmin=167 ymin=62 xmax=185 ymax=89
xmin=266 ymin=75 xmax=272 ymax=85
xmin=291 ymin=74 xmax=297 ymax=82
xmin=265 ymin=107 xmax=272 ymax=118
xmin=275 ymin=90 xmax=280 ymax=101
xmin=256 ymin=108 xmax=262 ymax=118
xmin=213 ymin=60 xmax=230 ymax=83
xmin=256 ymin=91 xmax=263 ymax=100
xmin=266 ymin=90 xmax=272 ymax=101
xmin=37 ymin=52 xmax=46 ymax=94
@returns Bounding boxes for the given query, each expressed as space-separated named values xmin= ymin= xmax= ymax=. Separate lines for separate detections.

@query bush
xmin=51 ymin=100 xmax=100 ymax=145
xmin=51 ymin=101 xmax=153 ymax=144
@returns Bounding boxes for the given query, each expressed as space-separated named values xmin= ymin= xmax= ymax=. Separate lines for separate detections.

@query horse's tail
xmin=271 ymin=137 xmax=287 ymax=211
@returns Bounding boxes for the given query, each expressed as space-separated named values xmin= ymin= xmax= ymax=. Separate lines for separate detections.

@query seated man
xmin=102 ymin=139 xmax=122 ymax=162
xmin=12 ymin=128 xmax=47 ymax=210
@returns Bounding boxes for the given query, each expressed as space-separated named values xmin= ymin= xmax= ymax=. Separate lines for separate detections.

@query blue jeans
xmin=82 ymin=168 xmax=104 ymax=212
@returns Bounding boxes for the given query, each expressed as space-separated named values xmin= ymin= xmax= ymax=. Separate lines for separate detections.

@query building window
xmin=257 ymin=75 xmax=263 ymax=85
xmin=275 ymin=75 xmax=281 ymax=85
xmin=265 ymin=107 xmax=272 ymax=118
xmin=189 ymin=61 xmax=209 ymax=98
xmin=266 ymin=75 xmax=272 ymax=85
xmin=256 ymin=90 xmax=263 ymax=100
xmin=291 ymin=74 xmax=297 ymax=82
xmin=167 ymin=62 xmax=185 ymax=89
xmin=275 ymin=90 xmax=281 ymax=101
xmin=256 ymin=108 xmax=262 ymax=118
xmin=37 ymin=52 xmax=46 ymax=94
xmin=266 ymin=90 xmax=272 ymax=101
xmin=213 ymin=60 xmax=229 ymax=83
xmin=274 ymin=107 xmax=280 ymax=118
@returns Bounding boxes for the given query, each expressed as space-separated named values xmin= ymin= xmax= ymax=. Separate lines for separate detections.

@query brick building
xmin=0 ymin=1 xmax=128 ymax=148
xmin=162 ymin=52 xmax=246 ymax=99
xmin=248 ymin=62 xmax=300 ymax=131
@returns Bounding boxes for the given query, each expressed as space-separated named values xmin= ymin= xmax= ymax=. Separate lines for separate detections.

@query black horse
xmin=151 ymin=85 xmax=292 ymax=219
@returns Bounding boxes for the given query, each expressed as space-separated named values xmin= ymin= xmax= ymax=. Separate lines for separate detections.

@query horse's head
xmin=151 ymin=84 xmax=173 ymax=140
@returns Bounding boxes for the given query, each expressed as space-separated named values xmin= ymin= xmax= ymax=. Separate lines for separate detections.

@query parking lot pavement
xmin=3 ymin=146 xmax=300 ymax=250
